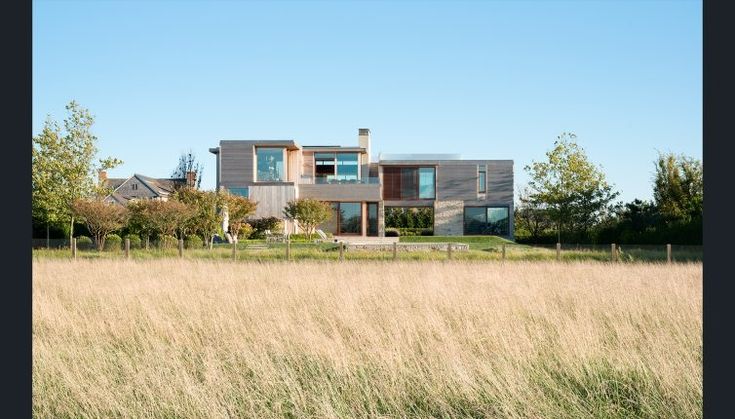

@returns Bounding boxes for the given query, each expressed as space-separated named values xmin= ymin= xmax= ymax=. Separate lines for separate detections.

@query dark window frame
xmin=463 ymin=205 xmax=510 ymax=236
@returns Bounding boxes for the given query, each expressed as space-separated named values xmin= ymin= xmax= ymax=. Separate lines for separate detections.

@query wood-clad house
xmin=209 ymin=129 xmax=514 ymax=238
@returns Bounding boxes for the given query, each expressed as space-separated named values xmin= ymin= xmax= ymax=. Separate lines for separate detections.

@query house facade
xmin=102 ymin=173 xmax=191 ymax=206
xmin=209 ymin=129 xmax=513 ymax=238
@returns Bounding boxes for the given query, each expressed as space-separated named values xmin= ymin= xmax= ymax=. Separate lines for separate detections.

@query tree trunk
xmin=145 ymin=235 xmax=150 ymax=250
xmin=46 ymin=222 xmax=50 ymax=249
xmin=69 ymin=216 xmax=75 ymax=245
xmin=209 ymin=236 xmax=214 ymax=250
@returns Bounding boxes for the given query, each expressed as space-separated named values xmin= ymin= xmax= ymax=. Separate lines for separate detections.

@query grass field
xmin=32 ymin=236 xmax=703 ymax=263
xmin=33 ymin=260 xmax=702 ymax=418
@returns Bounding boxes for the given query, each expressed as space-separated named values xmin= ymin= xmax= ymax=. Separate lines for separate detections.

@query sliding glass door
xmin=338 ymin=202 xmax=362 ymax=235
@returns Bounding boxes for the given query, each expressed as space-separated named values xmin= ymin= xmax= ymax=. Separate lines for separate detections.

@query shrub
xmin=238 ymin=223 xmax=254 ymax=240
xmin=249 ymin=217 xmax=283 ymax=239
xmin=158 ymin=235 xmax=178 ymax=249
xmin=124 ymin=234 xmax=142 ymax=249
xmin=420 ymin=229 xmax=434 ymax=236
xmin=103 ymin=234 xmax=123 ymax=251
xmin=185 ymin=235 xmax=204 ymax=249
xmin=385 ymin=228 xmax=400 ymax=237
xmin=75 ymin=236 xmax=94 ymax=250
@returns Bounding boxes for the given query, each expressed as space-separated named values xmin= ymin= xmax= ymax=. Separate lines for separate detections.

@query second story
xmin=209 ymin=129 xmax=374 ymax=188
xmin=210 ymin=128 xmax=513 ymax=207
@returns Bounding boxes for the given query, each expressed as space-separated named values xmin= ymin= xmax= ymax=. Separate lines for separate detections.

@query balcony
xmin=298 ymin=176 xmax=381 ymax=201
xmin=299 ymin=176 xmax=380 ymax=185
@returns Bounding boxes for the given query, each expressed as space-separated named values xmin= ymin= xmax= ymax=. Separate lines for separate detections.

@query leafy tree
xmin=653 ymin=152 xmax=703 ymax=223
xmin=223 ymin=193 xmax=257 ymax=243
xmin=148 ymin=199 xmax=194 ymax=242
xmin=514 ymin=187 xmax=553 ymax=242
xmin=524 ymin=133 xmax=618 ymax=242
xmin=71 ymin=199 xmax=129 ymax=251
xmin=32 ymin=101 xmax=123 ymax=243
xmin=283 ymin=199 xmax=332 ymax=240
xmin=172 ymin=189 xmax=223 ymax=248
xmin=171 ymin=150 xmax=203 ymax=189
xmin=127 ymin=200 xmax=160 ymax=249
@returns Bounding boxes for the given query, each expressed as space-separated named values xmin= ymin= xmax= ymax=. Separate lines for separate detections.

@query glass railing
xmin=300 ymin=176 xmax=380 ymax=185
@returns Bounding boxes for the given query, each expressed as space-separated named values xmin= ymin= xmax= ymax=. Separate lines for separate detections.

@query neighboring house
xmin=102 ymin=172 xmax=193 ymax=206
xmin=209 ymin=129 xmax=513 ymax=237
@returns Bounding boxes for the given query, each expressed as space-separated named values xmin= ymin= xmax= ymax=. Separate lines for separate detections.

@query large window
xmin=314 ymin=152 xmax=360 ymax=183
xmin=256 ymin=147 xmax=285 ymax=181
xmin=419 ymin=168 xmax=436 ymax=199
xmin=339 ymin=202 xmax=362 ymax=235
xmin=336 ymin=153 xmax=359 ymax=181
xmin=315 ymin=153 xmax=336 ymax=183
xmin=383 ymin=166 xmax=436 ymax=200
xmin=317 ymin=202 xmax=363 ymax=235
xmin=464 ymin=206 xmax=509 ymax=236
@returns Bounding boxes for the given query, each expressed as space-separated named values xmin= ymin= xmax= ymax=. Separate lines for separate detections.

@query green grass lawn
xmin=399 ymin=235 xmax=517 ymax=250
xmin=33 ymin=236 xmax=702 ymax=263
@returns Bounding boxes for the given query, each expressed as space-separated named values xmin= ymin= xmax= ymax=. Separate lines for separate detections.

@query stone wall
xmin=433 ymin=200 xmax=464 ymax=236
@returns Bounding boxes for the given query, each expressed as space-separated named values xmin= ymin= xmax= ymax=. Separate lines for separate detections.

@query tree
xmin=171 ymin=150 xmax=203 ymax=189
xmin=283 ymin=198 xmax=332 ymax=240
xmin=148 ymin=200 xmax=193 ymax=240
xmin=172 ymin=189 xmax=223 ymax=248
xmin=653 ymin=152 xmax=703 ymax=223
xmin=32 ymin=118 xmax=64 ymax=246
xmin=127 ymin=200 xmax=159 ymax=249
xmin=222 ymin=193 xmax=257 ymax=243
xmin=32 ymin=101 xmax=123 ymax=243
xmin=514 ymin=187 xmax=553 ymax=242
xmin=524 ymin=133 xmax=618 ymax=242
xmin=71 ymin=199 xmax=129 ymax=251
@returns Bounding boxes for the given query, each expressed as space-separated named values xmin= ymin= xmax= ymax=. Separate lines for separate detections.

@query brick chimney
xmin=186 ymin=170 xmax=197 ymax=188
xmin=98 ymin=170 xmax=107 ymax=184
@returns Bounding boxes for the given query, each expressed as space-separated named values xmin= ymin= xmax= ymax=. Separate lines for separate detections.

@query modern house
xmin=209 ymin=129 xmax=513 ymax=238
xmin=102 ymin=172 xmax=195 ymax=206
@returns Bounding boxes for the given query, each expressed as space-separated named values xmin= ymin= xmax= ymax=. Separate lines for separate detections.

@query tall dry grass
xmin=33 ymin=260 xmax=702 ymax=418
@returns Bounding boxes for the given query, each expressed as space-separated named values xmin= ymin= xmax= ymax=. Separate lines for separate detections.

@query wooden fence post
xmin=286 ymin=239 xmax=291 ymax=261
xmin=393 ymin=242 xmax=397 ymax=260
xmin=72 ymin=238 xmax=77 ymax=260
xmin=502 ymin=244 xmax=506 ymax=262
xmin=611 ymin=243 xmax=616 ymax=262
xmin=125 ymin=238 xmax=130 ymax=260
xmin=667 ymin=244 xmax=672 ymax=264
xmin=447 ymin=243 xmax=453 ymax=260
xmin=556 ymin=242 xmax=561 ymax=261
xmin=339 ymin=241 xmax=344 ymax=262
xmin=232 ymin=241 xmax=237 ymax=260
xmin=178 ymin=238 xmax=184 ymax=258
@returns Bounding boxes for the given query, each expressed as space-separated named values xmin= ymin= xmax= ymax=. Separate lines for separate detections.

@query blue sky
xmin=33 ymin=0 xmax=701 ymax=203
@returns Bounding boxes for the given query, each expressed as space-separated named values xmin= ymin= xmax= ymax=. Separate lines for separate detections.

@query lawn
xmin=33 ymin=259 xmax=702 ymax=418
xmin=32 ymin=236 xmax=703 ymax=263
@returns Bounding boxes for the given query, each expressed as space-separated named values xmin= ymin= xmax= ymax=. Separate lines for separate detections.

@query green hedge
xmin=185 ymin=236 xmax=204 ymax=249
xmin=75 ymin=236 xmax=94 ymax=250
xmin=104 ymin=234 xmax=122 ymax=251
xmin=124 ymin=234 xmax=142 ymax=249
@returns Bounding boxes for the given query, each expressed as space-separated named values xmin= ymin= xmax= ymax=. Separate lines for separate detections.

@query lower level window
xmin=464 ymin=206 xmax=509 ymax=235
xmin=228 ymin=187 xmax=249 ymax=198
